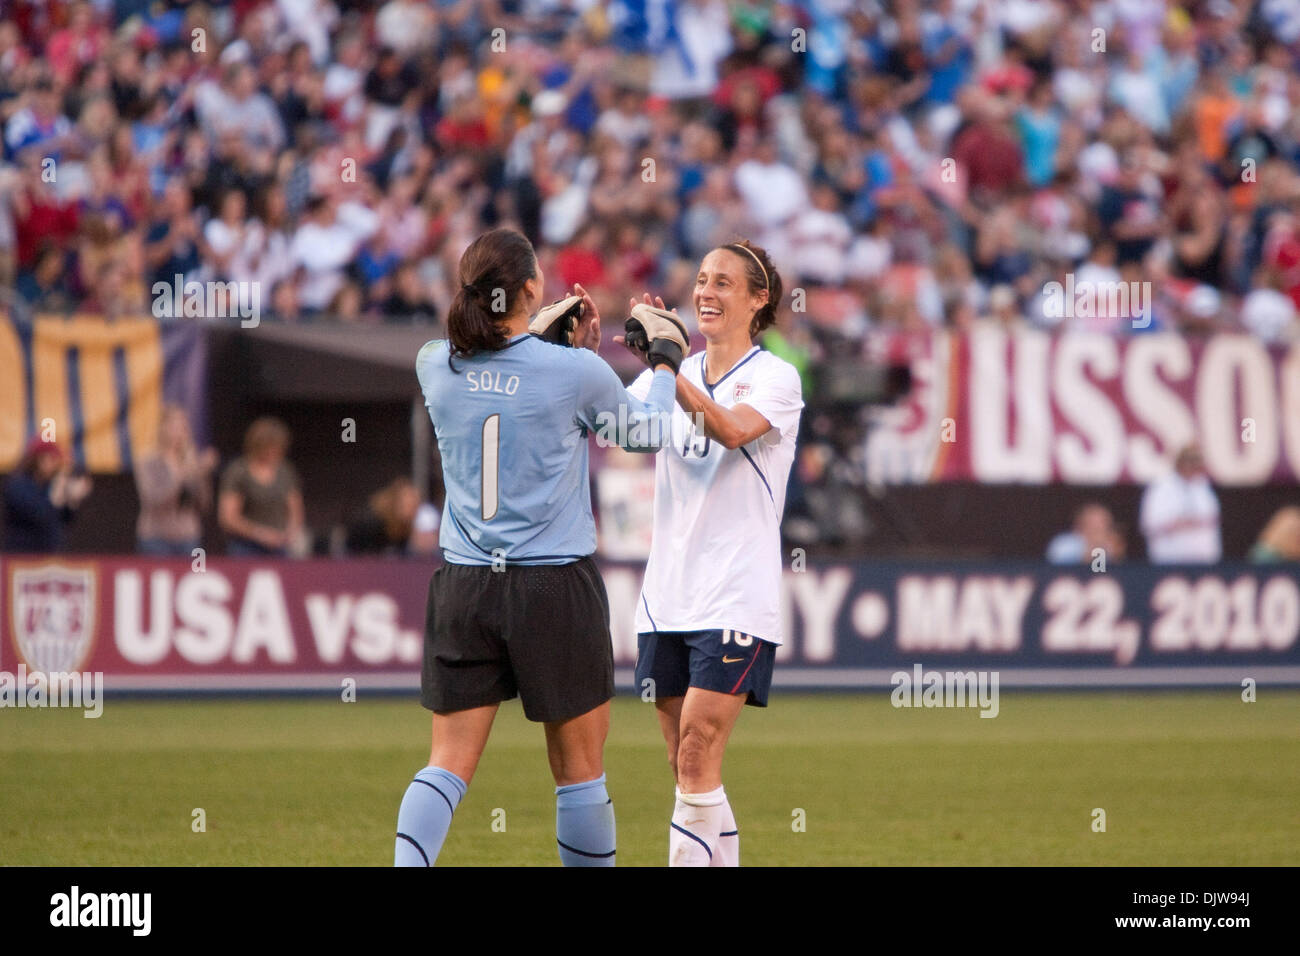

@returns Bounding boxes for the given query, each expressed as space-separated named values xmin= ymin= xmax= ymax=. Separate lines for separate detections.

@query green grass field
xmin=2 ymin=691 xmax=1297 ymax=866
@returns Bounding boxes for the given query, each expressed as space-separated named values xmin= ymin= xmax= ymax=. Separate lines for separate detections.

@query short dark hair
xmin=447 ymin=227 xmax=538 ymax=358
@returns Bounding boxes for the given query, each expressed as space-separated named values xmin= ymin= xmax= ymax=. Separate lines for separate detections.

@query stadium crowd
xmin=2 ymin=0 xmax=1299 ymax=560
xmin=0 ymin=0 xmax=1298 ymax=344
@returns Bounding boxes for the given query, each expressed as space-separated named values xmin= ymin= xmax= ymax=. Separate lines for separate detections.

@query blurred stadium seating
xmin=0 ymin=0 xmax=1297 ymax=564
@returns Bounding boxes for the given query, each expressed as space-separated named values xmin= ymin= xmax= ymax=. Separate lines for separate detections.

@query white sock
xmin=711 ymin=796 xmax=739 ymax=867
xmin=670 ymin=785 xmax=726 ymax=867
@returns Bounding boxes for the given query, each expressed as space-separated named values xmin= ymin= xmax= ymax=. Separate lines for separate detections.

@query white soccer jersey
xmin=627 ymin=347 xmax=804 ymax=644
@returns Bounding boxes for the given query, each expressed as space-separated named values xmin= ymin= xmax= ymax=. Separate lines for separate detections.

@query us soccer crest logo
xmin=8 ymin=563 xmax=98 ymax=674
xmin=733 ymin=383 xmax=752 ymax=400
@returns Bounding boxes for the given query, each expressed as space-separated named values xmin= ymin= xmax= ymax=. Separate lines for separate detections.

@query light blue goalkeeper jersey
xmin=416 ymin=333 xmax=676 ymax=566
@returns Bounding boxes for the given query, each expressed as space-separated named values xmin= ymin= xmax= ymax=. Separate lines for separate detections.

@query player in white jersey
xmin=623 ymin=239 xmax=803 ymax=866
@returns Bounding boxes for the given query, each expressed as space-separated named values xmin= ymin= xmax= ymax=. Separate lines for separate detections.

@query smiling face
xmin=694 ymin=248 xmax=767 ymax=342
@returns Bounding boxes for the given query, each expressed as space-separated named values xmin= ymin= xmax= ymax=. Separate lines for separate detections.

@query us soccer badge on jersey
xmin=7 ymin=562 xmax=99 ymax=674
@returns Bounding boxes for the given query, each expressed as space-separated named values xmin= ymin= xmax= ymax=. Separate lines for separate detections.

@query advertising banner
xmin=863 ymin=329 xmax=1300 ymax=486
xmin=2 ymin=556 xmax=1297 ymax=692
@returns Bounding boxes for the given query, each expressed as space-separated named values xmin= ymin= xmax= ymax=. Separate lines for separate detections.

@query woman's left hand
xmin=613 ymin=292 xmax=674 ymax=357
xmin=571 ymin=283 xmax=601 ymax=351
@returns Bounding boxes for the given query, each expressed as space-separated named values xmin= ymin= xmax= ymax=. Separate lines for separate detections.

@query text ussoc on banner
xmin=864 ymin=329 xmax=1300 ymax=485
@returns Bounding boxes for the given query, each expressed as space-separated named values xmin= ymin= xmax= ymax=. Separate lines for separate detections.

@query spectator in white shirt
xmin=733 ymin=139 xmax=808 ymax=231
xmin=203 ymin=188 xmax=265 ymax=282
xmin=289 ymin=193 xmax=379 ymax=312
xmin=195 ymin=62 xmax=286 ymax=154
xmin=1240 ymin=268 xmax=1298 ymax=343
xmin=1140 ymin=444 xmax=1222 ymax=563
xmin=375 ymin=0 xmax=438 ymax=59
xmin=323 ymin=31 xmax=369 ymax=127
xmin=649 ymin=0 xmax=732 ymax=100
xmin=594 ymin=87 xmax=653 ymax=150
xmin=787 ymin=183 xmax=854 ymax=286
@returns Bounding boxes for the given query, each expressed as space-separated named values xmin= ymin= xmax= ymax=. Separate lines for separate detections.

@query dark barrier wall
xmin=2 ymin=556 xmax=1296 ymax=692
xmin=44 ymin=479 xmax=1300 ymax=562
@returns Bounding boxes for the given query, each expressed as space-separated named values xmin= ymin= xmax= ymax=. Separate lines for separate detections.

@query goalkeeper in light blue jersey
xmin=415 ymin=318 xmax=670 ymax=566
xmin=395 ymin=226 xmax=690 ymax=867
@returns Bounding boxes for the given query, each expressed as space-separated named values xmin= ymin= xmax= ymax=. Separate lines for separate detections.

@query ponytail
xmin=447 ymin=227 xmax=539 ymax=360
xmin=448 ymin=282 xmax=509 ymax=357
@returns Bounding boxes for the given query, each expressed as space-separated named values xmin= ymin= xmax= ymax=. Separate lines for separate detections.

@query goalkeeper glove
xmin=624 ymin=304 xmax=690 ymax=374
xmin=529 ymin=294 xmax=585 ymax=346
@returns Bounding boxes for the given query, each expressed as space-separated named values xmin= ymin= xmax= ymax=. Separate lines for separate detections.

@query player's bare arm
xmin=673 ymin=377 xmax=772 ymax=450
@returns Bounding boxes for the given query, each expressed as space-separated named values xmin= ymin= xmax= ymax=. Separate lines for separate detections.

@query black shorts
xmin=421 ymin=556 xmax=614 ymax=723
xmin=635 ymin=629 xmax=777 ymax=707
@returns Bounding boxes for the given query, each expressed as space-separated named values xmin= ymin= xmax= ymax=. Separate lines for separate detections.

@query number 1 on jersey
xmin=481 ymin=414 xmax=500 ymax=520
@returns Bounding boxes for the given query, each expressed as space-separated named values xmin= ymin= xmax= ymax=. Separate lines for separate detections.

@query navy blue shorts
xmin=635 ymin=629 xmax=776 ymax=707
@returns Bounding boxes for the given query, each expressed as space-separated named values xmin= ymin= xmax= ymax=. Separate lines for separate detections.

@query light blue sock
xmin=555 ymin=774 xmax=616 ymax=867
xmin=395 ymin=766 xmax=467 ymax=867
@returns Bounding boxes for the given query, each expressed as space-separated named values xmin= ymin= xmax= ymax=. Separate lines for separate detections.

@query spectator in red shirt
xmin=45 ymin=2 xmax=108 ymax=87
xmin=951 ymin=89 xmax=1025 ymax=204
xmin=1263 ymin=208 xmax=1300 ymax=311
xmin=556 ymin=221 xmax=607 ymax=291
xmin=10 ymin=154 xmax=79 ymax=273
xmin=434 ymin=92 xmax=491 ymax=152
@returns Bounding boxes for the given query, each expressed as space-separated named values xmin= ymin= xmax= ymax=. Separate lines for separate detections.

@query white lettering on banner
xmin=1150 ymin=575 xmax=1299 ymax=652
xmin=303 ymin=594 xmax=421 ymax=664
xmin=175 ymin=570 xmax=234 ymax=663
xmin=351 ymin=593 xmax=398 ymax=664
xmin=1121 ymin=334 xmax=1196 ymax=482
xmin=1041 ymin=577 xmax=1140 ymax=664
xmin=115 ymin=569 xmax=173 ymax=664
xmin=602 ymin=568 xmax=850 ymax=665
xmin=1054 ymin=334 xmax=1124 ymax=482
xmin=866 ymin=333 xmax=1300 ymax=484
xmin=112 ymin=568 xmax=422 ymax=666
xmin=785 ymin=569 xmax=852 ymax=662
xmin=899 ymin=575 xmax=955 ymax=649
xmin=988 ymin=577 xmax=1035 ymax=649
xmin=177 ymin=571 xmax=233 ymax=662
xmin=970 ymin=327 xmax=1053 ymax=482
xmin=231 ymin=571 xmax=295 ymax=663
xmin=305 ymin=594 xmax=352 ymax=663
xmin=1197 ymin=337 xmax=1278 ymax=484
xmin=896 ymin=575 xmax=1030 ymax=652
xmin=100 ymin=563 xmax=1300 ymax=676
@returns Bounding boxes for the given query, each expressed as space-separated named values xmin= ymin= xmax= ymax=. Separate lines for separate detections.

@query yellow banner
xmin=0 ymin=316 xmax=163 ymax=473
